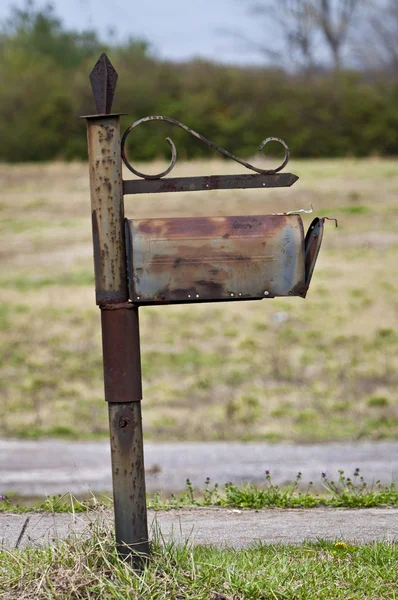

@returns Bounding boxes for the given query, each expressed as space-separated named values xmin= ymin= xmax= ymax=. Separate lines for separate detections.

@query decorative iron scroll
xmin=121 ymin=116 xmax=289 ymax=180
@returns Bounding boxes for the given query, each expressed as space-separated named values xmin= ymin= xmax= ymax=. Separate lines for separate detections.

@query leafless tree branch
xmin=238 ymin=0 xmax=363 ymax=71
xmin=353 ymin=0 xmax=398 ymax=75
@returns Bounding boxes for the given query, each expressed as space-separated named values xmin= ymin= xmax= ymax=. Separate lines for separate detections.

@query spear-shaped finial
xmin=89 ymin=53 xmax=118 ymax=115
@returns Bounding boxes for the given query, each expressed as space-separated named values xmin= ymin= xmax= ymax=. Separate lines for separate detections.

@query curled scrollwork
xmin=121 ymin=116 xmax=289 ymax=180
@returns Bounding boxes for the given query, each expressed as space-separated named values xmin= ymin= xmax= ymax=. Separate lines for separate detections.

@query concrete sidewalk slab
xmin=1 ymin=439 xmax=397 ymax=496
xmin=1 ymin=508 xmax=397 ymax=550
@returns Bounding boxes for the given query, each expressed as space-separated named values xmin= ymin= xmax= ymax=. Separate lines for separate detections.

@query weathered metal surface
xmin=89 ymin=53 xmax=118 ymax=115
xmin=85 ymin=54 xmax=149 ymax=564
xmin=101 ymin=305 xmax=142 ymax=403
xmin=83 ymin=51 xmax=322 ymax=566
xmin=121 ymin=116 xmax=290 ymax=179
xmin=86 ymin=115 xmax=127 ymax=304
xmin=304 ymin=217 xmax=325 ymax=295
xmin=108 ymin=401 xmax=149 ymax=561
xmin=126 ymin=215 xmax=307 ymax=304
xmin=123 ymin=172 xmax=298 ymax=195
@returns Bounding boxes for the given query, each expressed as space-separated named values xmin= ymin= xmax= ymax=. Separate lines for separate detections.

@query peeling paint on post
xmin=86 ymin=116 xmax=126 ymax=305
xmin=83 ymin=53 xmax=149 ymax=564
xmin=108 ymin=401 xmax=148 ymax=558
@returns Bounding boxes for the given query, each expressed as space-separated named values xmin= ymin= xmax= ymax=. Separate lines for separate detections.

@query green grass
xmin=151 ymin=469 xmax=398 ymax=511
xmin=1 ymin=528 xmax=397 ymax=599
xmin=0 ymin=269 xmax=94 ymax=291
xmin=0 ymin=491 xmax=111 ymax=514
xmin=1 ymin=159 xmax=398 ymax=442
xmin=2 ymin=470 xmax=397 ymax=513
xmin=1 ymin=464 xmax=397 ymax=598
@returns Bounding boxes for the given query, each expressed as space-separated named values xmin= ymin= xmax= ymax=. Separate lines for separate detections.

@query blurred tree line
xmin=0 ymin=1 xmax=398 ymax=162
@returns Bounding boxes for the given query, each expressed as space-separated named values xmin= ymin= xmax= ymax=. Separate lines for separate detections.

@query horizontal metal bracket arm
xmin=123 ymin=172 xmax=298 ymax=195
xmin=120 ymin=115 xmax=298 ymax=195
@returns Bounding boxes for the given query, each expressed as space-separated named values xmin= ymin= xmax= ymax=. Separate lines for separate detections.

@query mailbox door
xmin=304 ymin=217 xmax=325 ymax=294
xmin=125 ymin=214 xmax=307 ymax=304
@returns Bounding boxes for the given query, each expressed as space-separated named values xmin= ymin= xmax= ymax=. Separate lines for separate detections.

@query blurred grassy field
xmin=0 ymin=158 xmax=397 ymax=442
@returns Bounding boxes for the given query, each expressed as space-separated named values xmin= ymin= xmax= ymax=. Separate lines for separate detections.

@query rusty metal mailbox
xmin=125 ymin=214 xmax=324 ymax=304
xmin=84 ymin=53 xmax=333 ymax=563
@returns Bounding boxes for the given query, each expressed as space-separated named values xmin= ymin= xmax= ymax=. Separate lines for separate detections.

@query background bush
xmin=1 ymin=3 xmax=398 ymax=162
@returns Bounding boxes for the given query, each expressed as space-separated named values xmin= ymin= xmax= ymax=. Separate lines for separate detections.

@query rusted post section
xmin=84 ymin=53 xmax=149 ymax=561
xmin=86 ymin=112 xmax=126 ymax=305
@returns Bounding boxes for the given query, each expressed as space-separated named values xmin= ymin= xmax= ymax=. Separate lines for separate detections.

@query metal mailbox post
xmin=84 ymin=53 xmax=327 ymax=562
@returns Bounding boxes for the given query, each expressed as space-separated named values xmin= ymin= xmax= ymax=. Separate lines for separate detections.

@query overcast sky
xmin=0 ymin=0 xmax=269 ymax=65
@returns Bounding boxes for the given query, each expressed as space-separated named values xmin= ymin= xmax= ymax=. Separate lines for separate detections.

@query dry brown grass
xmin=1 ymin=158 xmax=397 ymax=441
